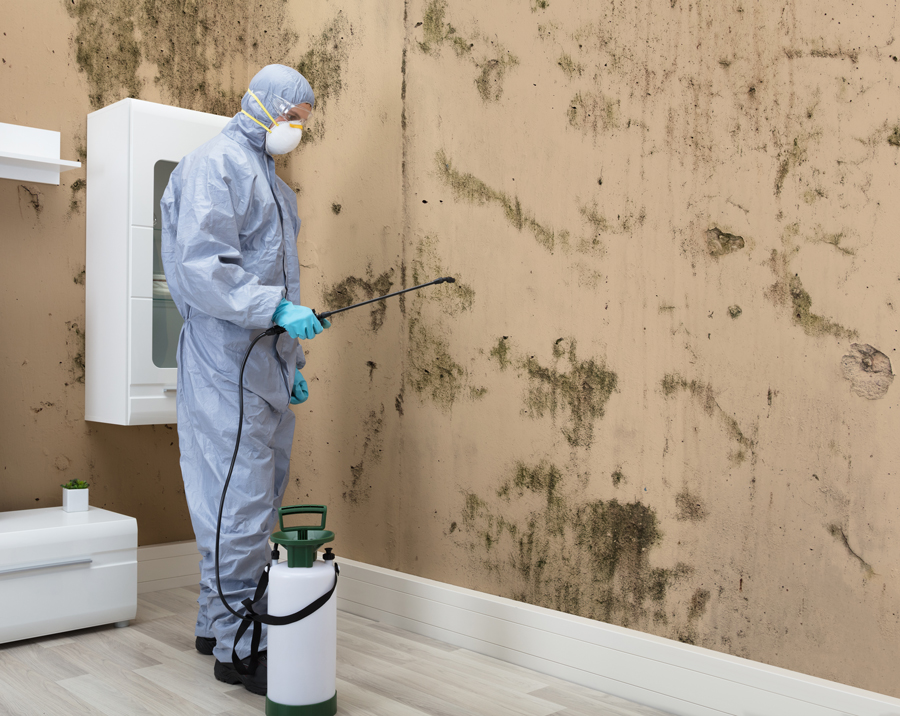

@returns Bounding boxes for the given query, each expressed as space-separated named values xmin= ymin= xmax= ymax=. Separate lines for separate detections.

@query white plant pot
xmin=62 ymin=488 xmax=89 ymax=512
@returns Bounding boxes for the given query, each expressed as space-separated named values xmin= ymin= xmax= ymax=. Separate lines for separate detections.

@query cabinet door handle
xmin=0 ymin=558 xmax=93 ymax=575
xmin=162 ymin=386 xmax=177 ymax=394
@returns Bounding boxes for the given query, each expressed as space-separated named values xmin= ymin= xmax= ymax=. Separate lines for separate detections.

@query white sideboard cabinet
xmin=0 ymin=507 xmax=138 ymax=644
xmin=85 ymin=98 xmax=230 ymax=425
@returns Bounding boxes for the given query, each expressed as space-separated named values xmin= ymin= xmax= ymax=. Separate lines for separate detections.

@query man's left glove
xmin=290 ymin=369 xmax=309 ymax=404
xmin=273 ymin=299 xmax=324 ymax=340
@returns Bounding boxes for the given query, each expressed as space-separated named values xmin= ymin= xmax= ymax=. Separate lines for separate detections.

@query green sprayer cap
xmin=271 ymin=504 xmax=335 ymax=568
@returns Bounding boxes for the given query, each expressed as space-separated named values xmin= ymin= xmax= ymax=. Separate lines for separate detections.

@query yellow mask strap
xmin=241 ymin=110 xmax=272 ymax=133
xmin=243 ymin=88 xmax=279 ymax=131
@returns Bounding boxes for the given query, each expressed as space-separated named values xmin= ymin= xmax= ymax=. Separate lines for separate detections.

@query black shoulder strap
xmin=231 ymin=561 xmax=339 ymax=676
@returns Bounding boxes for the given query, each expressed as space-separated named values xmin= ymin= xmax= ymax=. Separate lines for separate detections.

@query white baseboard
xmin=137 ymin=540 xmax=200 ymax=594
xmin=138 ymin=541 xmax=900 ymax=716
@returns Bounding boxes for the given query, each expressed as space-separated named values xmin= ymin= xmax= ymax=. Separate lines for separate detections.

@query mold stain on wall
xmin=294 ymin=12 xmax=350 ymax=140
xmin=405 ymin=238 xmax=482 ymax=409
xmin=67 ymin=0 xmax=346 ymax=121
xmin=828 ymin=523 xmax=875 ymax=577
xmin=661 ymin=373 xmax=755 ymax=463
xmin=491 ymin=337 xmax=617 ymax=449
xmin=458 ymin=460 xmax=698 ymax=633
xmin=675 ymin=487 xmax=708 ymax=522
xmin=417 ymin=0 xmax=518 ymax=102
xmin=343 ymin=405 xmax=384 ymax=505
xmin=66 ymin=321 xmax=86 ymax=384
xmin=766 ymin=246 xmax=858 ymax=341
xmin=436 ymin=150 xmax=565 ymax=251
xmin=567 ymin=90 xmax=619 ymax=135
xmin=66 ymin=0 xmax=142 ymax=109
xmin=323 ymin=266 xmax=395 ymax=331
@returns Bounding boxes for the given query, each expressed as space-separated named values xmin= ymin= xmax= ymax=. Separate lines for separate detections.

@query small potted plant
xmin=61 ymin=478 xmax=90 ymax=512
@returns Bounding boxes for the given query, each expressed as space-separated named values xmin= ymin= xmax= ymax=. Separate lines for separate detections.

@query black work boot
xmin=214 ymin=651 xmax=267 ymax=695
xmin=195 ymin=636 xmax=216 ymax=655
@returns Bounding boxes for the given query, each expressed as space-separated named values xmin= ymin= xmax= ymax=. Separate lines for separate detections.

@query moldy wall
xmin=1 ymin=0 xmax=898 ymax=699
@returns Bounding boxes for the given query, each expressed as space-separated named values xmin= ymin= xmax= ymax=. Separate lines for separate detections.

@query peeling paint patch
xmin=661 ymin=373 xmax=755 ymax=459
xmin=706 ymin=228 xmax=745 ymax=258
xmin=436 ymin=150 xmax=565 ymax=251
xmin=322 ymin=266 xmax=395 ymax=331
xmin=841 ymin=344 xmax=894 ymax=399
xmin=522 ymin=339 xmax=618 ymax=448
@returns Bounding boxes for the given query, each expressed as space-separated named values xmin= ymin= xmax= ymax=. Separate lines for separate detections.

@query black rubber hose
xmin=214 ymin=325 xmax=285 ymax=622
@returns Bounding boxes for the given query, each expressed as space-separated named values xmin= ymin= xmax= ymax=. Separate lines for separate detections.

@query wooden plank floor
xmin=0 ymin=584 xmax=672 ymax=716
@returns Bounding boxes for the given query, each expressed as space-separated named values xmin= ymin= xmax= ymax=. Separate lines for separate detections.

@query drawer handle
xmin=162 ymin=386 xmax=177 ymax=394
xmin=0 ymin=558 xmax=93 ymax=575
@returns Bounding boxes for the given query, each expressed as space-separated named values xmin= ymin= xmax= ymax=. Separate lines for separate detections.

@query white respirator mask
xmin=242 ymin=89 xmax=312 ymax=156
xmin=265 ymin=121 xmax=303 ymax=155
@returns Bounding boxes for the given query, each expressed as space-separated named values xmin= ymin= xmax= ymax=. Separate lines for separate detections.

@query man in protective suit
xmin=161 ymin=64 xmax=326 ymax=695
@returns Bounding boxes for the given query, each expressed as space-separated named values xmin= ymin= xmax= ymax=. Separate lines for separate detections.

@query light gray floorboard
xmin=0 ymin=584 xmax=672 ymax=715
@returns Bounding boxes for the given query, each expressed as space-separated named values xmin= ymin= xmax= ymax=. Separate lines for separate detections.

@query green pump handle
xmin=278 ymin=504 xmax=327 ymax=533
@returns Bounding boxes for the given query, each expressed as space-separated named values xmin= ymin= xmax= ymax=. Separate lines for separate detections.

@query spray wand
xmin=313 ymin=275 xmax=456 ymax=325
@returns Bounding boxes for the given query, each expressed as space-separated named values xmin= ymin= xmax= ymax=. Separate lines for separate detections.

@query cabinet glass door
xmin=152 ymin=160 xmax=182 ymax=368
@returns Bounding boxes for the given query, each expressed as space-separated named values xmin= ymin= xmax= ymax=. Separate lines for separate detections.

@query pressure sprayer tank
xmin=267 ymin=505 xmax=337 ymax=716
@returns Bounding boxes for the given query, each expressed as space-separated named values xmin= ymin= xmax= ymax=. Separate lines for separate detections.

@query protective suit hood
xmin=232 ymin=64 xmax=315 ymax=151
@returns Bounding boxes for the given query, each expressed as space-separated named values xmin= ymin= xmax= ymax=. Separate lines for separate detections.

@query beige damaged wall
xmin=1 ymin=0 xmax=899 ymax=699
xmin=0 ymin=0 xmax=405 ymax=552
xmin=387 ymin=0 xmax=900 ymax=699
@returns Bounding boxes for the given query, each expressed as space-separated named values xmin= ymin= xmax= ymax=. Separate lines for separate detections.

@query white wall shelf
xmin=0 ymin=122 xmax=81 ymax=184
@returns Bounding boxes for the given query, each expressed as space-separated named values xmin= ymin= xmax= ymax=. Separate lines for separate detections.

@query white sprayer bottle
xmin=267 ymin=505 xmax=338 ymax=716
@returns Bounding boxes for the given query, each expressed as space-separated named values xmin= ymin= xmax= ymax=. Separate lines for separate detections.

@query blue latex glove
xmin=273 ymin=299 xmax=323 ymax=340
xmin=290 ymin=369 xmax=309 ymax=404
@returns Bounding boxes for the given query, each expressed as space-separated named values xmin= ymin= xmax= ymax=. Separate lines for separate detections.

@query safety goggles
xmin=269 ymin=94 xmax=313 ymax=127
xmin=244 ymin=89 xmax=314 ymax=132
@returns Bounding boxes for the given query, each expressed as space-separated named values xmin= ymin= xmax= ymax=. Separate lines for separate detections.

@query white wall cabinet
xmin=0 ymin=507 xmax=137 ymax=644
xmin=85 ymin=99 xmax=230 ymax=425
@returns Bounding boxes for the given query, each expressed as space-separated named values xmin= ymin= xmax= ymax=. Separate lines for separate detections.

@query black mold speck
xmin=331 ymin=203 xmax=342 ymax=215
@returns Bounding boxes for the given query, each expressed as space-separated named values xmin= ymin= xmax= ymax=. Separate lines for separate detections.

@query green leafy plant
xmin=61 ymin=479 xmax=89 ymax=490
